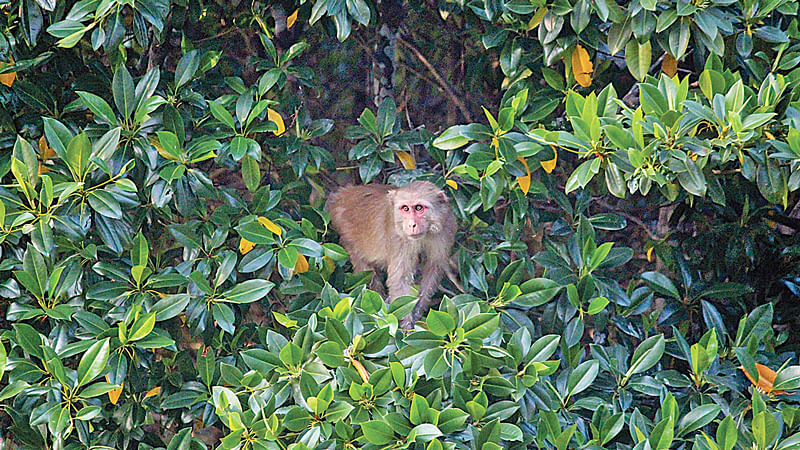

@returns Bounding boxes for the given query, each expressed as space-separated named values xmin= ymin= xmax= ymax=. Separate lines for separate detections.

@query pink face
xmin=395 ymin=198 xmax=432 ymax=237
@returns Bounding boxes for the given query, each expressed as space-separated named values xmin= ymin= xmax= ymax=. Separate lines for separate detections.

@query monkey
xmin=326 ymin=180 xmax=457 ymax=331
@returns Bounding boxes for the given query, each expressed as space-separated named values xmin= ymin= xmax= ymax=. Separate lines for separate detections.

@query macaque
xmin=327 ymin=181 xmax=457 ymax=330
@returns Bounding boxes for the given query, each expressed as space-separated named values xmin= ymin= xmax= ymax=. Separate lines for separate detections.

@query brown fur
xmin=327 ymin=181 xmax=457 ymax=330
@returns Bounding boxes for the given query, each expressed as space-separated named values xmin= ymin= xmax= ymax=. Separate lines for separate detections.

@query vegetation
xmin=1 ymin=0 xmax=800 ymax=448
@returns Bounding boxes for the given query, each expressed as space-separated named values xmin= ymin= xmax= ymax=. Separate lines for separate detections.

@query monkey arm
xmin=386 ymin=256 xmax=416 ymax=301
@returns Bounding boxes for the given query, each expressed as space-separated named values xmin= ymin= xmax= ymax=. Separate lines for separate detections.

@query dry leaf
xmin=395 ymin=151 xmax=416 ymax=169
xmin=0 ymin=59 xmax=16 ymax=87
xmin=541 ymin=146 xmax=558 ymax=173
xmin=287 ymin=9 xmax=299 ymax=29
xmin=446 ymin=179 xmax=458 ymax=190
xmin=517 ymin=157 xmax=531 ymax=195
xmin=267 ymin=108 xmax=285 ymax=136
xmin=144 ymin=386 xmax=162 ymax=398
xmin=572 ymin=44 xmax=593 ymax=88
xmin=741 ymin=363 xmax=786 ymax=395
xmin=258 ymin=216 xmax=283 ymax=235
xmin=294 ymin=253 xmax=309 ymax=274
xmin=662 ymin=54 xmax=678 ymax=78
xmin=239 ymin=237 xmax=255 ymax=255
xmin=38 ymin=163 xmax=50 ymax=175
xmin=38 ymin=136 xmax=55 ymax=160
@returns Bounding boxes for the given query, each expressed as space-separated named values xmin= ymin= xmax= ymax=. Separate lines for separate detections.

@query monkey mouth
xmin=406 ymin=232 xmax=426 ymax=239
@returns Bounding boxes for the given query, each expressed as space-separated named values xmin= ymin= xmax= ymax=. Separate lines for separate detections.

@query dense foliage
xmin=1 ymin=0 xmax=800 ymax=449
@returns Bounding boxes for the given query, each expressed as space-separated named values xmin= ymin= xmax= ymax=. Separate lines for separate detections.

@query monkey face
xmin=392 ymin=193 xmax=434 ymax=238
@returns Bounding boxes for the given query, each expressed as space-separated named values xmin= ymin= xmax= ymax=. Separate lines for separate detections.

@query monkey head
xmin=389 ymin=181 xmax=447 ymax=239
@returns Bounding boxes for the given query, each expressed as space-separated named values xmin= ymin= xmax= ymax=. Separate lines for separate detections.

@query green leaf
xmin=209 ymin=100 xmax=236 ymax=130
xmin=586 ymin=296 xmax=609 ymax=315
xmin=88 ymin=190 xmax=122 ymax=219
xmin=65 ymin=133 xmax=91 ymax=180
xmin=565 ymin=158 xmax=602 ymax=193
xmin=151 ymin=294 xmax=191 ymax=321
xmin=426 ymin=310 xmax=455 ymax=336
xmin=175 ymin=50 xmax=200 ymax=89
xmin=515 ymin=278 xmax=563 ymax=308
xmin=567 ymin=360 xmax=599 ymax=396
xmin=627 ymin=334 xmax=665 ymax=377
xmin=112 ymin=64 xmax=136 ymax=120
xmin=716 ymin=415 xmax=737 ymax=450
xmin=649 ymin=418 xmax=674 ymax=450
xmin=128 ymin=313 xmax=156 ymax=341
xmin=77 ymin=91 xmax=117 ymax=125
xmin=677 ymin=404 xmax=720 ymax=435
xmin=773 ymin=366 xmax=800 ymax=391
xmin=641 ymin=271 xmax=680 ymax=299
xmin=625 ymin=39 xmax=652 ymax=81
xmin=752 ymin=411 xmax=779 ymax=450
xmin=462 ymin=313 xmax=500 ymax=339
xmin=433 ymin=126 xmax=471 ymax=150
xmin=222 ymin=279 xmax=274 ymax=303
xmin=362 ymin=420 xmax=394 ymax=445
xmin=75 ymin=338 xmax=110 ymax=389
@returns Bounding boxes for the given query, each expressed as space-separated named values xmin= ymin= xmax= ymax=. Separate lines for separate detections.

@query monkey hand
xmin=399 ymin=314 xmax=418 ymax=332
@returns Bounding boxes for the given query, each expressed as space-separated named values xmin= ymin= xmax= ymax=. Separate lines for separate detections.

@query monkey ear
xmin=436 ymin=189 xmax=447 ymax=202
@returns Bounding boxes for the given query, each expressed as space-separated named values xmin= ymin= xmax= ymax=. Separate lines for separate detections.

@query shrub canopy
xmin=0 ymin=0 xmax=800 ymax=449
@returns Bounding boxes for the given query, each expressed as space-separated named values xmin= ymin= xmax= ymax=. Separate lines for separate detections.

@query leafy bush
xmin=0 ymin=0 xmax=799 ymax=449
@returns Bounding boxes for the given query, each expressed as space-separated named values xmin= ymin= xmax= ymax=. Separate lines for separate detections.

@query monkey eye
xmin=401 ymin=205 xmax=410 ymax=212
xmin=414 ymin=205 xmax=424 ymax=211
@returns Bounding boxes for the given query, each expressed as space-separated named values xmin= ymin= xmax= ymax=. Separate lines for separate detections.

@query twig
xmin=397 ymin=36 xmax=473 ymax=122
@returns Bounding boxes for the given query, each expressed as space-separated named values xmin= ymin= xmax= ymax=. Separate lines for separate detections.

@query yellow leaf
xmin=144 ymin=386 xmax=161 ymax=398
xmin=517 ymin=157 xmax=531 ymax=195
xmin=491 ymin=137 xmax=499 ymax=150
xmin=662 ymin=54 xmax=678 ymax=78
xmin=272 ymin=311 xmax=298 ymax=328
xmin=571 ymin=44 xmax=593 ymax=88
xmin=351 ymin=358 xmax=370 ymax=383
xmin=239 ymin=237 xmax=255 ymax=255
xmin=294 ymin=253 xmax=309 ymax=274
xmin=540 ymin=147 xmax=558 ymax=173
xmin=395 ymin=151 xmax=416 ymax=169
xmin=267 ymin=108 xmax=285 ymax=136
xmin=0 ymin=59 xmax=16 ymax=87
xmin=38 ymin=136 xmax=55 ymax=160
xmin=445 ymin=179 xmax=458 ymax=190
xmin=765 ymin=131 xmax=775 ymax=140
xmin=646 ymin=247 xmax=654 ymax=262
xmin=527 ymin=7 xmax=548 ymax=30
xmin=287 ymin=9 xmax=299 ymax=29
xmin=258 ymin=216 xmax=283 ymax=235
xmin=106 ymin=375 xmax=123 ymax=404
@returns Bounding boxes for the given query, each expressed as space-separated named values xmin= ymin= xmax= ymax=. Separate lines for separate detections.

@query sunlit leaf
xmin=541 ymin=147 xmax=557 ymax=173
xmin=395 ymin=151 xmax=416 ymax=169
xmin=267 ymin=108 xmax=285 ymax=136
xmin=571 ymin=44 xmax=593 ymax=87
xmin=294 ymin=253 xmax=309 ymax=274
xmin=517 ymin=157 xmax=531 ymax=194
xmin=239 ymin=237 xmax=256 ymax=255
xmin=287 ymin=9 xmax=299 ymax=29
xmin=258 ymin=217 xmax=283 ymax=235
